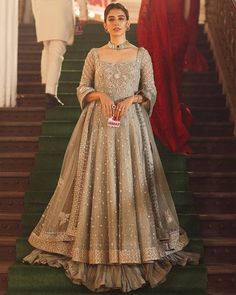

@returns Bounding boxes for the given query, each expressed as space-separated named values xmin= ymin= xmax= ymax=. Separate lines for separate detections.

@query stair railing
xmin=205 ymin=0 xmax=236 ymax=135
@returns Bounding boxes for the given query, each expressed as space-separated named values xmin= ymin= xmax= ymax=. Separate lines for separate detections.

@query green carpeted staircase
xmin=6 ymin=24 xmax=207 ymax=294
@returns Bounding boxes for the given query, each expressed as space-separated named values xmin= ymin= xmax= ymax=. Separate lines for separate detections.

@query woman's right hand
xmin=99 ymin=93 xmax=114 ymax=118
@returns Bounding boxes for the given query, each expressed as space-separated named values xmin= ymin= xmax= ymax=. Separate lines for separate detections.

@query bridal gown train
xmin=23 ymin=47 xmax=199 ymax=292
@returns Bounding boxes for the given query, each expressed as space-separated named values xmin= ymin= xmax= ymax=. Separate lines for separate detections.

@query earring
xmin=104 ymin=28 xmax=108 ymax=33
xmin=126 ymin=26 xmax=130 ymax=31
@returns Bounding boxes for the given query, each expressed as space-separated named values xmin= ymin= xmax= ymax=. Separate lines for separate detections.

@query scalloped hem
xmin=23 ymin=249 xmax=200 ymax=293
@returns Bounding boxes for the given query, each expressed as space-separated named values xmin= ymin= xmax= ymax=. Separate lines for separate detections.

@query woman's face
xmin=104 ymin=9 xmax=129 ymax=37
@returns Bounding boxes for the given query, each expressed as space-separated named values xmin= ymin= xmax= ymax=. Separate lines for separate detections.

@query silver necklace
xmin=107 ymin=40 xmax=129 ymax=50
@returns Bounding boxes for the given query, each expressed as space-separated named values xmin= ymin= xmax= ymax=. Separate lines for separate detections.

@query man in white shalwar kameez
xmin=31 ymin=0 xmax=76 ymax=107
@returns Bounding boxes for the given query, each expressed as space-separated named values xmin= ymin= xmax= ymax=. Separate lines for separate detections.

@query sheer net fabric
xmin=23 ymin=48 xmax=199 ymax=292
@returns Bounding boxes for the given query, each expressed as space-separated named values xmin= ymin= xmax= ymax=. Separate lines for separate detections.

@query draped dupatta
xmin=137 ymin=0 xmax=207 ymax=153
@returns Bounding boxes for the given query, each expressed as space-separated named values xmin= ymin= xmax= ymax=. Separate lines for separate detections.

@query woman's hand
xmin=114 ymin=96 xmax=135 ymax=121
xmin=99 ymin=93 xmax=114 ymax=118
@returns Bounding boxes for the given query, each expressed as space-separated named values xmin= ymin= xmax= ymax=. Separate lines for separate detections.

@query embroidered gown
xmin=23 ymin=47 xmax=199 ymax=292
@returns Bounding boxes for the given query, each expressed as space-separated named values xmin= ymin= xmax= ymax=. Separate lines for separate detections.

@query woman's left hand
xmin=114 ymin=96 xmax=135 ymax=121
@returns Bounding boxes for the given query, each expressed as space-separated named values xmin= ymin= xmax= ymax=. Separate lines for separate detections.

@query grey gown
xmin=23 ymin=47 xmax=199 ymax=292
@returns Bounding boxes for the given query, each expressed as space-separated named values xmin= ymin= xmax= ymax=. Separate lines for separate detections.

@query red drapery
xmin=137 ymin=0 xmax=207 ymax=154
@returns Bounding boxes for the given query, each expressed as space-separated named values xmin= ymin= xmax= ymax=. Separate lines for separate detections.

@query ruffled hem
xmin=23 ymin=249 xmax=200 ymax=293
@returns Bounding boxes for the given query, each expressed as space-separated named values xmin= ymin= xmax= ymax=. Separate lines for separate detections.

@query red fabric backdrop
xmin=137 ymin=0 xmax=207 ymax=154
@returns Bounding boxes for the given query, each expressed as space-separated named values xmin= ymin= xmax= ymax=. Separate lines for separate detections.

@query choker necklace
xmin=107 ymin=40 xmax=129 ymax=50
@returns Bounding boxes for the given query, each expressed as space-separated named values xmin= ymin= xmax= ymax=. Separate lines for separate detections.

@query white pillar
xmin=0 ymin=0 xmax=18 ymax=107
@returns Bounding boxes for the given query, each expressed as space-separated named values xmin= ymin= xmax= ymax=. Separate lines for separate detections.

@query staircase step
xmin=0 ymin=236 xmax=17 ymax=261
xmin=183 ymin=71 xmax=218 ymax=83
xmin=0 ymin=213 xmax=22 ymax=236
xmin=18 ymin=59 xmax=84 ymax=71
xmin=18 ymin=70 xmax=82 ymax=83
xmin=0 ymin=261 xmax=14 ymax=294
xmin=0 ymin=192 xmax=24 ymax=213
xmin=42 ymin=121 xmax=76 ymax=136
xmin=193 ymin=192 xmax=236 ymax=214
xmin=17 ymin=93 xmax=79 ymax=107
xmin=187 ymin=154 xmax=236 ymax=172
xmin=0 ymin=153 xmax=35 ymax=172
xmin=190 ymin=137 xmax=236 ymax=154
xmin=190 ymin=122 xmax=234 ymax=137
xmin=17 ymin=82 xmax=45 ymax=94
xmin=191 ymin=106 xmax=229 ymax=121
xmin=186 ymin=94 xmax=226 ymax=108
xmin=208 ymin=264 xmax=236 ymax=295
xmin=0 ymin=172 xmax=30 ymax=191
xmin=182 ymin=83 xmax=222 ymax=96
xmin=0 ymin=137 xmax=38 ymax=153
xmin=0 ymin=107 xmax=45 ymax=122
xmin=189 ymin=172 xmax=236 ymax=192
xmin=200 ymin=214 xmax=236 ymax=238
xmin=0 ymin=122 xmax=42 ymax=137
xmin=203 ymin=238 xmax=236 ymax=264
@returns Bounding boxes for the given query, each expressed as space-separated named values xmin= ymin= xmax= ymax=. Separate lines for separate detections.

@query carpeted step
xmin=190 ymin=122 xmax=234 ymax=137
xmin=7 ymin=262 xmax=207 ymax=294
xmin=0 ymin=192 xmax=24 ymax=213
xmin=0 ymin=122 xmax=42 ymax=137
xmin=42 ymin=121 xmax=76 ymax=136
xmin=0 ymin=137 xmax=38 ymax=153
xmin=187 ymin=154 xmax=236 ymax=172
xmin=203 ymin=238 xmax=236 ymax=264
xmin=0 ymin=212 xmax=22 ymax=236
xmin=0 ymin=153 xmax=35 ymax=172
xmin=0 ymin=107 xmax=45 ymax=122
xmin=200 ymin=214 xmax=236 ymax=238
xmin=193 ymin=192 xmax=236 ymax=214
xmin=191 ymin=106 xmax=229 ymax=122
xmin=189 ymin=137 xmax=236 ymax=154
xmin=0 ymin=172 xmax=30 ymax=192
xmin=189 ymin=172 xmax=236 ymax=192
xmin=207 ymin=264 xmax=236 ymax=295
xmin=45 ymin=106 xmax=81 ymax=121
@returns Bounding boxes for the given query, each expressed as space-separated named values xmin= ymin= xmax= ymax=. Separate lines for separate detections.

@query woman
xmin=23 ymin=3 xmax=199 ymax=292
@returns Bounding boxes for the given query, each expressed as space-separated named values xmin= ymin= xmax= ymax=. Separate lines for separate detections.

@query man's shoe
xmin=45 ymin=93 xmax=64 ymax=108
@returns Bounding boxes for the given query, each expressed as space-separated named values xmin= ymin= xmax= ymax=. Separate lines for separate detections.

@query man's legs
xmin=41 ymin=41 xmax=49 ymax=85
xmin=45 ymin=40 xmax=67 ymax=96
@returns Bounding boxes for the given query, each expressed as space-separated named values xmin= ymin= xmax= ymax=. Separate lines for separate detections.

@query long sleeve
xmin=140 ymin=48 xmax=157 ymax=116
xmin=77 ymin=48 xmax=96 ymax=109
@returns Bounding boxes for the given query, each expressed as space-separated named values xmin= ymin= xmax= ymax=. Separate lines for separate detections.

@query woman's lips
xmin=113 ymin=27 xmax=121 ymax=32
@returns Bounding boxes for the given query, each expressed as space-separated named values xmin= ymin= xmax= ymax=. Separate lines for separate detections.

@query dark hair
xmin=104 ymin=3 xmax=129 ymax=22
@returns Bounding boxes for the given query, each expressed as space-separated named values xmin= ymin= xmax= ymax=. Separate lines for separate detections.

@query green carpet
xmin=7 ymin=24 xmax=207 ymax=294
